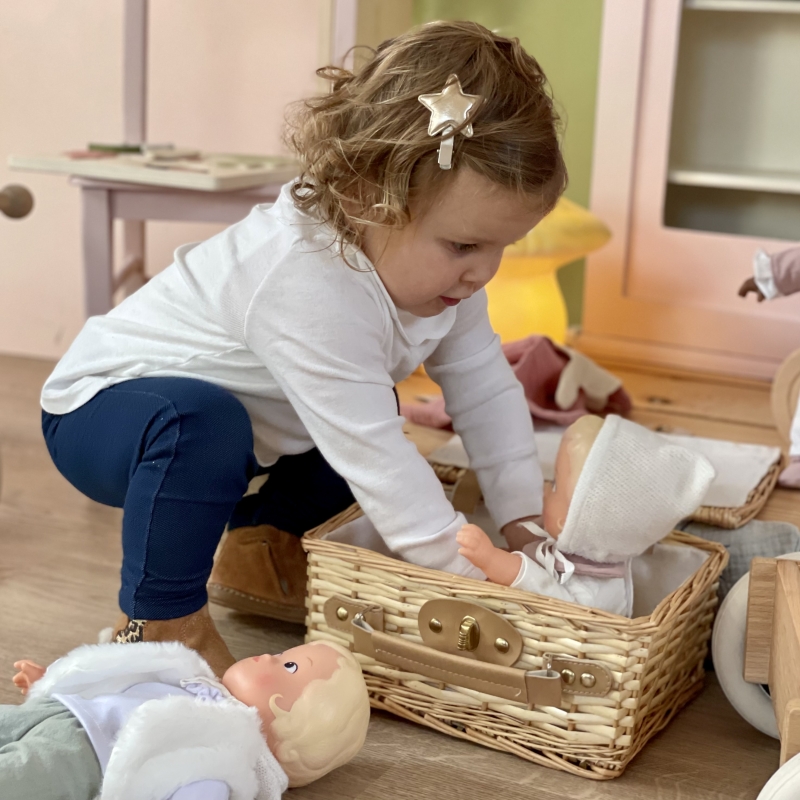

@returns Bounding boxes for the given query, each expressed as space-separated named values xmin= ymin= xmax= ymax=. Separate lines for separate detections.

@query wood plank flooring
xmin=1 ymin=353 xmax=796 ymax=798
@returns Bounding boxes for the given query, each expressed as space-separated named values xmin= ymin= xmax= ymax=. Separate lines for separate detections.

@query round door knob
xmin=0 ymin=184 xmax=34 ymax=219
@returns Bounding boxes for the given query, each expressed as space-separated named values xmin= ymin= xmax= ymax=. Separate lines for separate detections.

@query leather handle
xmin=351 ymin=615 xmax=562 ymax=706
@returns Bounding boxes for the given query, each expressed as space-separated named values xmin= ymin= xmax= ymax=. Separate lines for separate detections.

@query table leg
xmin=119 ymin=219 xmax=147 ymax=297
xmin=81 ymin=187 xmax=114 ymax=317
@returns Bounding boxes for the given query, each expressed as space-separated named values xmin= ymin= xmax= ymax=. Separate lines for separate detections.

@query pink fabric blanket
xmin=401 ymin=335 xmax=632 ymax=429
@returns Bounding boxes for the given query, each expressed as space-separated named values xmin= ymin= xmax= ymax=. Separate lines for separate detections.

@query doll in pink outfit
xmin=740 ymin=245 xmax=800 ymax=488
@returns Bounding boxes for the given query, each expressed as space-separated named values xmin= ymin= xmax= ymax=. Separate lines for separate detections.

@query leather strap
xmin=323 ymin=596 xmax=384 ymax=633
xmin=351 ymin=615 xmax=563 ymax=706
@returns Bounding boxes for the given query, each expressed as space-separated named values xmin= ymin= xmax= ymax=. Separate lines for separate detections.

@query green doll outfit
xmin=0 ymin=696 xmax=102 ymax=800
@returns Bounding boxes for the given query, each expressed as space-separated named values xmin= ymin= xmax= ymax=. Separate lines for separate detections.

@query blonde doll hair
xmin=286 ymin=20 xmax=567 ymax=254
xmin=268 ymin=640 xmax=370 ymax=787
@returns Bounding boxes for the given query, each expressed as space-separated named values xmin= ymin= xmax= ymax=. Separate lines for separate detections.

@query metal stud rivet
xmin=429 ymin=618 xmax=443 ymax=633
xmin=580 ymin=672 xmax=597 ymax=688
xmin=494 ymin=637 xmax=510 ymax=654
xmin=560 ymin=668 xmax=576 ymax=686
xmin=336 ymin=607 xmax=348 ymax=621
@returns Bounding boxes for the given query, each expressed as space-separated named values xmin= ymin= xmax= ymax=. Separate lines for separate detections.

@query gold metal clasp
xmin=457 ymin=616 xmax=480 ymax=651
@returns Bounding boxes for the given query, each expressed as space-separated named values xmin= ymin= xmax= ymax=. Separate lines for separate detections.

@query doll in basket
xmin=739 ymin=244 xmax=800 ymax=489
xmin=2 ymin=639 xmax=369 ymax=800
xmin=457 ymin=414 xmax=715 ymax=616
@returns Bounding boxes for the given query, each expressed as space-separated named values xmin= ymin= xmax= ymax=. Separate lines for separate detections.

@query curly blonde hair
xmin=268 ymin=640 xmax=370 ymax=787
xmin=285 ymin=20 xmax=567 ymax=253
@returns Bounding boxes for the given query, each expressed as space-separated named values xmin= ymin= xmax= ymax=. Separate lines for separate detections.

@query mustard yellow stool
xmin=486 ymin=198 xmax=611 ymax=344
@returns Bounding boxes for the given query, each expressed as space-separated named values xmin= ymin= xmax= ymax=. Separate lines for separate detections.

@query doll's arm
xmin=12 ymin=660 xmax=46 ymax=695
xmin=770 ymin=247 xmax=800 ymax=297
xmin=741 ymin=247 xmax=800 ymax=302
xmin=457 ymin=525 xmax=522 ymax=586
xmin=166 ymin=780 xmax=230 ymax=800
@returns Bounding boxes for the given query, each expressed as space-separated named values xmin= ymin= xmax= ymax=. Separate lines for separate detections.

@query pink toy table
xmin=73 ymin=177 xmax=287 ymax=317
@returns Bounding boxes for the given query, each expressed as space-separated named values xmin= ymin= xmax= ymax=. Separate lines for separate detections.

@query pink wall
xmin=0 ymin=0 xmax=321 ymax=359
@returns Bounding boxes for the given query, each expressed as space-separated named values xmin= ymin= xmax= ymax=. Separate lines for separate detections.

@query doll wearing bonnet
xmin=458 ymin=415 xmax=716 ymax=616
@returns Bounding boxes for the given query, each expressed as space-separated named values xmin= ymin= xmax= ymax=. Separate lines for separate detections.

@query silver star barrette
xmin=418 ymin=74 xmax=482 ymax=170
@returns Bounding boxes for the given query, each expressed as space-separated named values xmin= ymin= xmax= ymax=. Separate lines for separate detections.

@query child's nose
xmin=462 ymin=257 xmax=501 ymax=289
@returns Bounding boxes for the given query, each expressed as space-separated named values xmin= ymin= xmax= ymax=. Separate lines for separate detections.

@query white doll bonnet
xmin=557 ymin=415 xmax=715 ymax=563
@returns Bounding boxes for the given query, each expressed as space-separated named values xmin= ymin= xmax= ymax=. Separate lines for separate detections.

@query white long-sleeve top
xmin=41 ymin=183 xmax=543 ymax=577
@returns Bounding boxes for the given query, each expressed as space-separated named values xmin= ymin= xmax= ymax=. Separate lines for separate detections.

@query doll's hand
xmin=738 ymin=277 xmax=765 ymax=302
xmin=458 ymin=525 xmax=523 ymax=586
xmin=456 ymin=524 xmax=496 ymax=571
xmin=12 ymin=660 xmax=46 ymax=695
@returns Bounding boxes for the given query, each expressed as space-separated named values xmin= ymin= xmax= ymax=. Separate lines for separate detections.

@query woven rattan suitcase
xmin=303 ymin=504 xmax=728 ymax=780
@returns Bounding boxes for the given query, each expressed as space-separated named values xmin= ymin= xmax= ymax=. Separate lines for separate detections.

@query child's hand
xmin=456 ymin=524 xmax=496 ymax=571
xmin=12 ymin=660 xmax=46 ymax=695
xmin=501 ymin=515 xmax=542 ymax=551
xmin=738 ymin=277 xmax=765 ymax=302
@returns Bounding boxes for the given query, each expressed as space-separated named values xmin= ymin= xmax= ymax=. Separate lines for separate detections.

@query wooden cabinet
xmin=578 ymin=0 xmax=800 ymax=379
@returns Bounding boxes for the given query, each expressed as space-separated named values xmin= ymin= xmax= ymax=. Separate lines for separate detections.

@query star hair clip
xmin=418 ymin=74 xmax=482 ymax=170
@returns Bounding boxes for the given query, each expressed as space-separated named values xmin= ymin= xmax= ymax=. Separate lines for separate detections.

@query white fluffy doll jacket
xmin=26 ymin=641 xmax=288 ymax=800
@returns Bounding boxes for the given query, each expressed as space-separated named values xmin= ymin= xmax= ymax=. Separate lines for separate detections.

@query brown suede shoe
xmin=207 ymin=525 xmax=308 ymax=624
xmin=111 ymin=603 xmax=235 ymax=679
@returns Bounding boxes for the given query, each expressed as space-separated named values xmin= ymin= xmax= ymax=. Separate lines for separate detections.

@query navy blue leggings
xmin=42 ymin=377 xmax=355 ymax=620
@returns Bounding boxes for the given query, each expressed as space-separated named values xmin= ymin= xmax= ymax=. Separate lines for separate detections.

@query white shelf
xmin=684 ymin=0 xmax=800 ymax=13
xmin=667 ymin=167 xmax=800 ymax=195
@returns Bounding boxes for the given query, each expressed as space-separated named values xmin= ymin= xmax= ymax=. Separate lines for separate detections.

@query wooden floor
xmin=0 ymin=353 xmax=796 ymax=799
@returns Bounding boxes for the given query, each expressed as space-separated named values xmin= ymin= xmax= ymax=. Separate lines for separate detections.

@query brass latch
xmin=419 ymin=599 xmax=522 ymax=666
xmin=457 ymin=616 xmax=480 ymax=651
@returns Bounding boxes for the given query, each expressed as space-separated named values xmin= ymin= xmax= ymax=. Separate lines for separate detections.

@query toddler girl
xmin=40 ymin=21 xmax=566 ymax=673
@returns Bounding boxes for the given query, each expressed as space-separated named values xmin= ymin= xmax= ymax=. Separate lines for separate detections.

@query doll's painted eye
xmin=283 ymin=662 xmax=298 ymax=674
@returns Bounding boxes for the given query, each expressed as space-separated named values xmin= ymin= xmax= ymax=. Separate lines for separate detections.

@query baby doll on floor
xmin=3 ymin=639 xmax=370 ymax=800
xmin=457 ymin=414 xmax=715 ymax=615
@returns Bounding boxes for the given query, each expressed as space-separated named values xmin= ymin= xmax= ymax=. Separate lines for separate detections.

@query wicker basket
xmin=303 ymin=506 xmax=728 ymax=780
xmin=689 ymin=459 xmax=782 ymax=529
xmin=432 ymin=460 xmax=783 ymax=530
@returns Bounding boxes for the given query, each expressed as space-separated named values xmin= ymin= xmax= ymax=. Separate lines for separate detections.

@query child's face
xmin=222 ymin=643 xmax=340 ymax=744
xmin=362 ymin=168 xmax=545 ymax=318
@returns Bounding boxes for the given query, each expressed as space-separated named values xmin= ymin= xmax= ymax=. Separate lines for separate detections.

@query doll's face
xmin=222 ymin=643 xmax=340 ymax=747
xmin=542 ymin=416 xmax=604 ymax=540
xmin=542 ymin=442 xmax=574 ymax=539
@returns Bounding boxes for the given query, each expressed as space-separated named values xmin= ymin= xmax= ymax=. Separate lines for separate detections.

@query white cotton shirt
xmin=41 ymin=182 xmax=543 ymax=577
